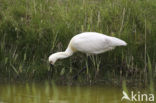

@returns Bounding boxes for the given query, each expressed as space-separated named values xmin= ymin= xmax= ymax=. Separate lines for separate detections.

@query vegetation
xmin=0 ymin=0 xmax=156 ymax=85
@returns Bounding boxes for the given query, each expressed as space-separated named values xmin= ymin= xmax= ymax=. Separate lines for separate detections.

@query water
xmin=0 ymin=82 xmax=153 ymax=103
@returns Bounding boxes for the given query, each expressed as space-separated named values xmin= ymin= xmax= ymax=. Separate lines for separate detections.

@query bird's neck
xmin=55 ymin=47 xmax=73 ymax=60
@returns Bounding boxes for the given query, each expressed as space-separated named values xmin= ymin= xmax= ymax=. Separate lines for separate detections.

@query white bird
xmin=49 ymin=32 xmax=127 ymax=65
xmin=121 ymin=90 xmax=131 ymax=101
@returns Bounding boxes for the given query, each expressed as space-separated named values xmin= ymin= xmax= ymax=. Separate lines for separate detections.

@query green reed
xmin=0 ymin=0 xmax=156 ymax=85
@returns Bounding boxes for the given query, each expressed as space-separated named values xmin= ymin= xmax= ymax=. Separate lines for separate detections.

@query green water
xmin=0 ymin=82 xmax=154 ymax=103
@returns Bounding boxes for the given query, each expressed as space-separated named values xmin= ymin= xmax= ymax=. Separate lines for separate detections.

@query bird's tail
xmin=110 ymin=37 xmax=127 ymax=46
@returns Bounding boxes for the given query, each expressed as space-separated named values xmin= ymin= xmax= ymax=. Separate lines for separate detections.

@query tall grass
xmin=0 ymin=0 xmax=156 ymax=85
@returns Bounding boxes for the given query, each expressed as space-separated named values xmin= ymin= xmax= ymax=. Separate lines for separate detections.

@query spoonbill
xmin=49 ymin=32 xmax=127 ymax=65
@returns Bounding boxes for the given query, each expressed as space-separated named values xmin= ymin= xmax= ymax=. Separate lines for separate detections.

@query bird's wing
xmin=71 ymin=33 xmax=112 ymax=54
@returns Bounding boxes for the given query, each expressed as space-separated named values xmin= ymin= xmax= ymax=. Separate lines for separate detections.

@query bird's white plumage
xmin=49 ymin=32 xmax=127 ymax=64
xmin=70 ymin=32 xmax=126 ymax=54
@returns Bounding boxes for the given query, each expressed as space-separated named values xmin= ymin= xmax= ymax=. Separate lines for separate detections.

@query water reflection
xmin=0 ymin=81 xmax=130 ymax=103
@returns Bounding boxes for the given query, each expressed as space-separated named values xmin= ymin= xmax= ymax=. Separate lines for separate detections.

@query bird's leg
xmin=94 ymin=55 xmax=101 ymax=78
xmin=72 ymin=66 xmax=86 ymax=80
xmin=85 ymin=55 xmax=90 ymax=81
xmin=72 ymin=55 xmax=89 ymax=80
xmin=90 ymin=55 xmax=101 ymax=79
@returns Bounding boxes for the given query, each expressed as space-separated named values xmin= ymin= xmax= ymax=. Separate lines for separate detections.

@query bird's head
xmin=48 ymin=54 xmax=57 ymax=65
